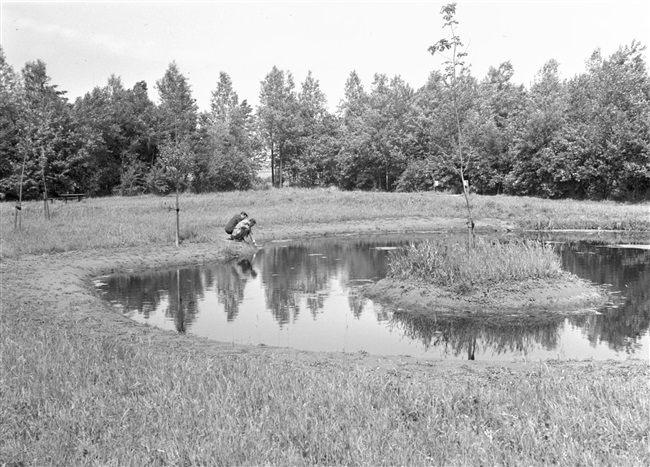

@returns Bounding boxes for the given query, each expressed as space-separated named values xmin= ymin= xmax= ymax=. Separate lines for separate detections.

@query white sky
xmin=1 ymin=1 xmax=649 ymax=112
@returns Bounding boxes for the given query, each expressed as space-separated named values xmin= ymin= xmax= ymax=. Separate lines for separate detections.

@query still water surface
xmin=95 ymin=234 xmax=650 ymax=362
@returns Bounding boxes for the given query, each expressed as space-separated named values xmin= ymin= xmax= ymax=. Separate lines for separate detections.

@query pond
xmin=94 ymin=233 xmax=650 ymax=362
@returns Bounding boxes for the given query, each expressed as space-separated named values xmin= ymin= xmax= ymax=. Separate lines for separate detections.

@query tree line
xmin=1 ymin=40 xmax=649 ymax=202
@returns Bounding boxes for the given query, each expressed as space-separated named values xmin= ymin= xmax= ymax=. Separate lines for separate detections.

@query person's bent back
xmin=226 ymin=211 xmax=247 ymax=235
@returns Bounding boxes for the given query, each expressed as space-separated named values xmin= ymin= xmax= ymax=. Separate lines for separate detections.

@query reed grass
xmin=2 ymin=189 xmax=648 ymax=258
xmin=388 ymin=238 xmax=564 ymax=288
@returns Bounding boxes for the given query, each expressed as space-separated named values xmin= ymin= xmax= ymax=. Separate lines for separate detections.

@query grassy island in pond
xmin=364 ymin=238 xmax=610 ymax=316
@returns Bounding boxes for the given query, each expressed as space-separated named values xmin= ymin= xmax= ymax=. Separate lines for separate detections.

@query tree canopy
xmin=1 ymin=36 xmax=649 ymax=202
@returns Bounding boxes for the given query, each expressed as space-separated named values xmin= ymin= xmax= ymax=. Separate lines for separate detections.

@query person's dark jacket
xmin=225 ymin=214 xmax=242 ymax=234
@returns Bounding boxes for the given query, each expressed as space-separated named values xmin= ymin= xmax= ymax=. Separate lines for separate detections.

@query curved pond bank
xmin=4 ymin=218 xmax=647 ymax=368
xmin=364 ymin=274 xmax=610 ymax=318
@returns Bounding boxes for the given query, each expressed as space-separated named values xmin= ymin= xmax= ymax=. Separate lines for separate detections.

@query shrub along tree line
xmin=1 ymin=37 xmax=649 ymax=202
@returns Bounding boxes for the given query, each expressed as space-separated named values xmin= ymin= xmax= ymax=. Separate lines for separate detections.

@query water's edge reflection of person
xmin=234 ymin=259 xmax=257 ymax=279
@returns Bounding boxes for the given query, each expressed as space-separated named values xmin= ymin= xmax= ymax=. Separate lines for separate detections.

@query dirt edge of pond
xmin=363 ymin=274 xmax=611 ymax=321
xmin=3 ymin=218 xmax=645 ymax=372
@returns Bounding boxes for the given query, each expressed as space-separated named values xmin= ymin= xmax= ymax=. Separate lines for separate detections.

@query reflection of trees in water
xmin=100 ymin=236 xmax=649 ymax=355
xmin=347 ymin=288 xmax=367 ymax=319
xmin=259 ymin=239 xmax=394 ymax=324
xmin=102 ymin=267 xmax=205 ymax=331
xmin=557 ymin=242 xmax=650 ymax=353
xmin=205 ymin=259 xmax=257 ymax=321
xmin=391 ymin=312 xmax=563 ymax=360
xmin=101 ymin=273 xmax=164 ymax=319
xmin=260 ymin=247 xmax=314 ymax=325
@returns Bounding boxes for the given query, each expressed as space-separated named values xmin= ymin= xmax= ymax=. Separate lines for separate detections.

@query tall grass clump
xmin=388 ymin=238 xmax=563 ymax=288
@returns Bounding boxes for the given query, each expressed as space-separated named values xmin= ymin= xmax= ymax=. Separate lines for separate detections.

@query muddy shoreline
xmin=364 ymin=274 xmax=610 ymax=319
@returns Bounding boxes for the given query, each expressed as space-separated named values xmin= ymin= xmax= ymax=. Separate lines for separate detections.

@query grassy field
xmin=2 ymin=188 xmax=648 ymax=257
xmin=1 ymin=189 xmax=649 ymax=466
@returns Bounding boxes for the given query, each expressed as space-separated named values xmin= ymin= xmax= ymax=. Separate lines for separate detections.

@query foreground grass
xmin=1 ymin=308 xmax=648 ymax=466
xmin=2 ymin=188 xmax=648 ymax=257
xmin=2 ymin=189 xmax=649 ymax=465
xmin=388 ymin=238 xmax=564 ymax=288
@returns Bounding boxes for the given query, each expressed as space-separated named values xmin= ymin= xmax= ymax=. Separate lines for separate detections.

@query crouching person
xmin=226 ymin=211 xmax=248 ymax=237
xmin=232 ymin=218 xmax=257 ymax=246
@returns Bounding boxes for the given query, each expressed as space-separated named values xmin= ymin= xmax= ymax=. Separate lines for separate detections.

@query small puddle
xmin=95 ymin=234 xmax=650 ymax=361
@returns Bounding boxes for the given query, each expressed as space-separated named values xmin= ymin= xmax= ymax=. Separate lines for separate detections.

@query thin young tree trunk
xmin=270 ymin=141 xmax=275 ymax=188
xmin=175 ymin=188 xmax=180 ymax=247
xmin=454 ymin=100 xmax=473 ymax=248
xmin=385 ymin=159 xmax=389 ymax=191
xmin=41 ymin=151 xmax=50 ymax=220
xmin=460 ymin=172 xmax=474 ymax=248
xmin=279 ymin=146 xmax=283 ymax=188
xmin=450 ymin=29 xmax=473 ymax=248
xmin=14 ymin=152 xmax=27 ymax=230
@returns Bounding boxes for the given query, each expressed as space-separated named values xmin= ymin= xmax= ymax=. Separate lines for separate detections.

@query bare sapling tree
xmin=429 ymin=2 xmax=475 ymax=248
xmin=159 ymin=138 xmax=194 ymax=247
xmin=40 ymin=147 xmax=50 ymax=220
xmin=13 ymin=151 xmax=27 ymax=230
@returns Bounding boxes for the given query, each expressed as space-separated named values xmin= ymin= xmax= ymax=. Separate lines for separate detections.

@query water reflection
xmin=96 ymin=234 xmax=650 ymax=361
xmin=217 ymin=259 xmax=258 ymax=321
xmin=559 ymin=242 xmax=650 ymax=355
xmin=390 ymin=312 xmax=564 ymax=359
xmin=258 ymin=239 xmax=389 ymax=325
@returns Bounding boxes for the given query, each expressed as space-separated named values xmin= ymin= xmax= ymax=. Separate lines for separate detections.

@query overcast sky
xmin=2 ymin=1 xmax=649 ymax=112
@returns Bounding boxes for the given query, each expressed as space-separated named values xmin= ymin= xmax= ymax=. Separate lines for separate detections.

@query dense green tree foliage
xmin=194 ymin=72 xmax=259 ymax=192
xmin=155 ymin=61 xmax=198 ymax=143
xmin=0 ymin=48 xmax=21 ymax=195
xmin=73 ymin=77 xmax=157 ymax=195
xmin=1 ymin=36 xmax=649 ymax=201
xmin=472 ymin=62 xmax=526 ymax=195
xmin=566 ymin=42 xmax=650 ymax=200
xmin=3 ymin=59 xmax=86 ymax=200
xmin=257 ymin=66 xmax=299 ymax=187
xmin=291 ymin=71 xmax=340 ymax=187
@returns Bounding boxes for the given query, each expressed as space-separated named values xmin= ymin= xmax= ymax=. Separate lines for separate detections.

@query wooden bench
xmin=59 ymin=193 xmax=88 ymax=202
